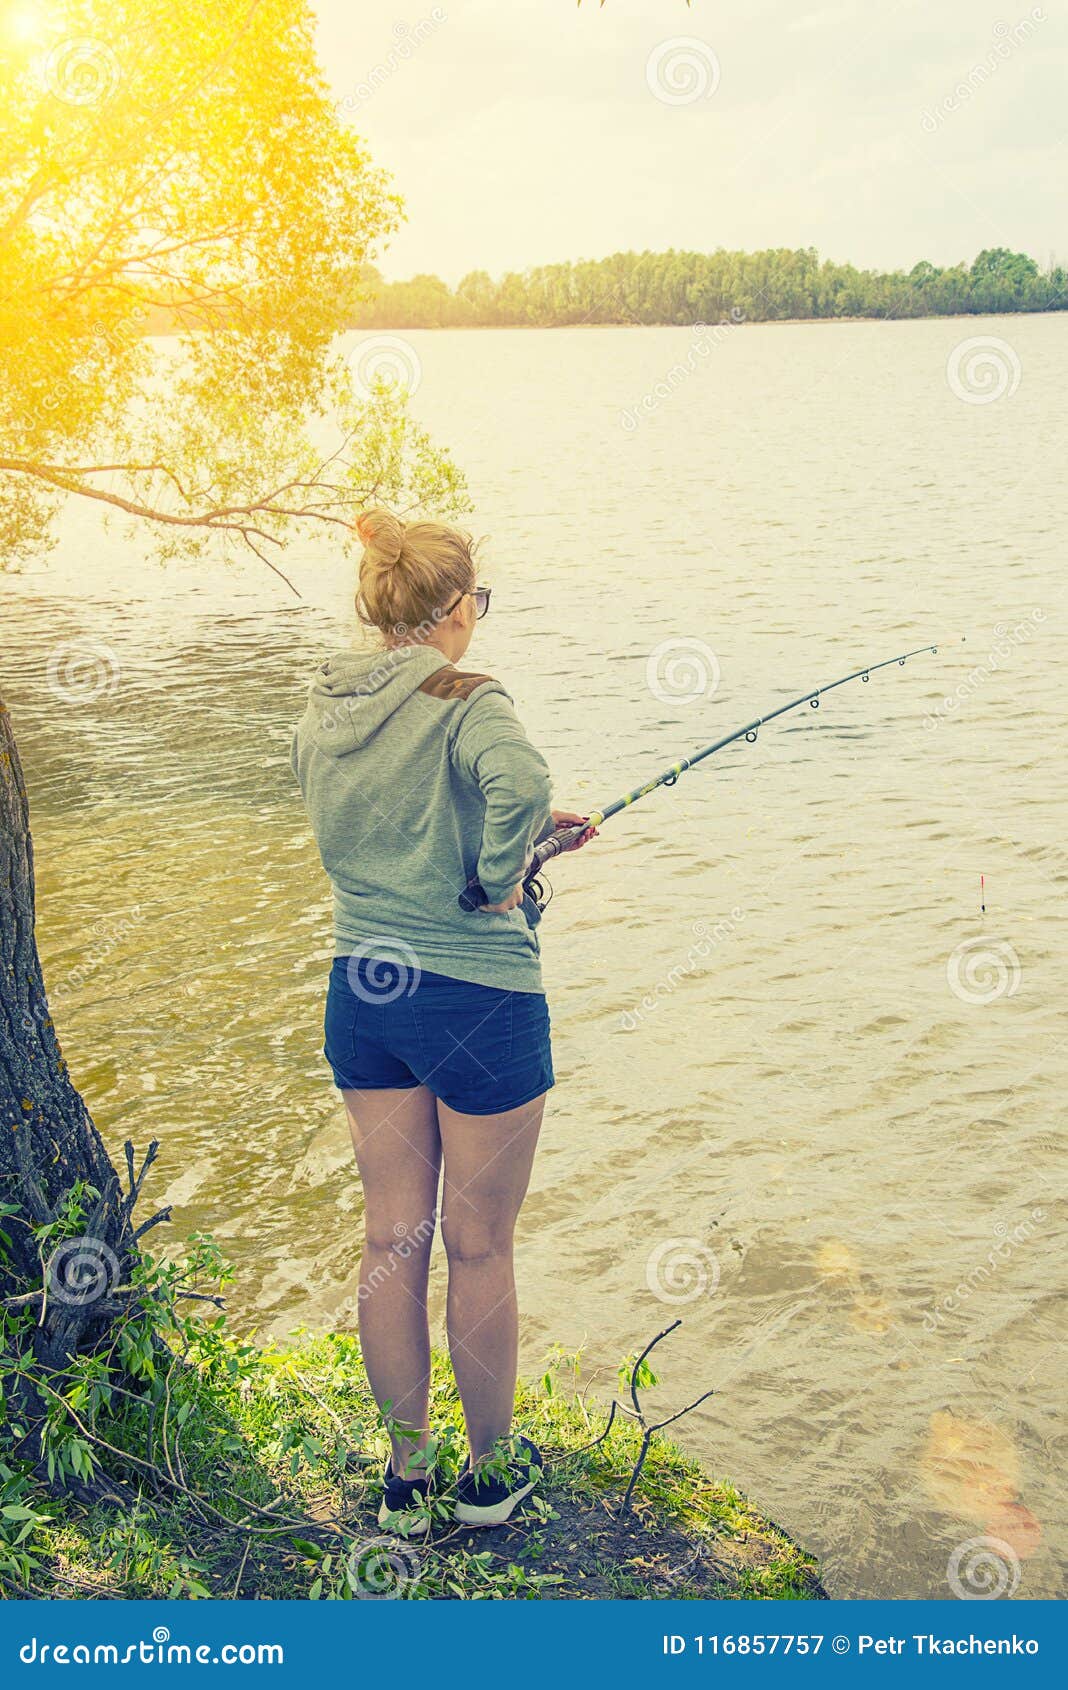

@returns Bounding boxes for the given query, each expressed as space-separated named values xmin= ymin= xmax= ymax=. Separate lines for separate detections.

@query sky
xmin=315 ymin=0 xmax=1066 ymax=283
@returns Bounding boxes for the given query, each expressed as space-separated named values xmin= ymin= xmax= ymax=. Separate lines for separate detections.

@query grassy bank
xmin=2 ymin=1325 xmax=823 ymax=1601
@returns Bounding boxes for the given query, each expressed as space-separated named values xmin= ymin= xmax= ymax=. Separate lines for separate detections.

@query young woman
xmin=292 ymin=508 xmax=594 ymax=1535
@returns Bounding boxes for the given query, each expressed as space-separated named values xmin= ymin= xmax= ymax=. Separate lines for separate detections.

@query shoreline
xmin=145 ymin=307 xmax=1065 ymax=341
xmin=343 ymin=306 xmax=1065 ymax=332
xmin=20 ymin=1330 xmax=825 ymax=1601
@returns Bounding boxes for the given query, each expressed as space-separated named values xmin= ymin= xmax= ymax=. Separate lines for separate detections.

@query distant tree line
xmin=350 ymin=247 xmax=1065 ymax=328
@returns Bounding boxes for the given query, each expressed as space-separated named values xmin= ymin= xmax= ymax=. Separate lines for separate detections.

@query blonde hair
xmin=355 ymin=508 xmax=476 ymax=640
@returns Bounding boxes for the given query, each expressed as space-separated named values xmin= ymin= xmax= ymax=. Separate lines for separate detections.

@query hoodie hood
xmin=302 ymin=645 xmax=449 ymax=754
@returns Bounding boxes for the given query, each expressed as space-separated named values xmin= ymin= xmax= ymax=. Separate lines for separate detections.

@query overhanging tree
xmin=0 ymin=0 xmax=465 ymax=1465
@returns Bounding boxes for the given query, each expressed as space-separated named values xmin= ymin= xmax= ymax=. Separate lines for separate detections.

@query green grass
xmin=1 ymin=1327 xmax=823 ymax=1601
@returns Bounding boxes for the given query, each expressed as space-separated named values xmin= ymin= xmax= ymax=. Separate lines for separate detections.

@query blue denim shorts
xmin=324 ymin=956 xmax=554 ymax=1116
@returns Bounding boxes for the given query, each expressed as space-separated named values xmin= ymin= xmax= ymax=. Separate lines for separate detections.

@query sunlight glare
xmin=4 ymin=2 xmax=48 ymax=48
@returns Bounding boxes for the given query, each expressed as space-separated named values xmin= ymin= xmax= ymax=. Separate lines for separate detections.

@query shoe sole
xmin=453 ymin=1474 xmax=539 ymax=1528
xmin=377 ymin=1499 xmax=431 ymax=1538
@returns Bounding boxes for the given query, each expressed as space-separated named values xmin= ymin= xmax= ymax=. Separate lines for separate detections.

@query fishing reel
xmin=458 ymin=822 xmax=588 ymax=914
xmin=522 ymin=871 xmax=551 ymax=915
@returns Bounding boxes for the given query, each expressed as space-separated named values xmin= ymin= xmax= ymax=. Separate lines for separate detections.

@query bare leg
xmin=342 ymin=1086 xmax=441 ymax=1477
xmin=438 ymin=1094 xmax=545 ymax=1463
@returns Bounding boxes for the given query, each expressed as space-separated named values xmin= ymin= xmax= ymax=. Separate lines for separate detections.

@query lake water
xmin=3 ymin=317 xmax=1065 ymax=1599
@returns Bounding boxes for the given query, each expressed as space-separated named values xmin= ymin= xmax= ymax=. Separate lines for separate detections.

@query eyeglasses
xmin=446 ymin=586 xmax=492 ymax=620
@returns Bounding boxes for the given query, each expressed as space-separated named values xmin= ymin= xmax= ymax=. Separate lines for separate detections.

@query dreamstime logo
xmin=50 ymin=907 xmax=146 ymax=1011
xmin=947 ymin=937 xmax=1021 ymax=1005
xmin=317 ymin=651 xmax=420 ymax=736
xmin=622 ymin=909 xmax=746 ymax=1030
xmin=346 ymin=940 xmax=422 ymax=1004
xmin=47 ymin=1237 xmax=121 ymax=1307
xmin=36 ymin=305 xmax=148 ymax=426
xmin=44 ymin=37 xmax=121 ymax=106
xmin=646 ymin=37 xmax=721 ymax=106
xmin=646 ymin=637 xmax=720 ymax=705
xmin=349 ymin=334 xmax=422 ymax=398
xmin=18 ymin=1628 xmax=285 ymax=1666
xmin=347 ymin=1212 xmax=437 ymax=1312
xmin=946 ymin=336 xmax=1021 ymax=405
xmin=921 ymin=1209 xmax=1045 ymax=1332
xmin=338 ymin=11 xmax=448 ymax=112
xmin=947 ymin=1535 xmax=1021 ymax=1599
xmin=46 ymin=640 xmax=121 ymax=704
xmin=347 ymin=1537 xmax=422 ymax=1599
xmin=620 ymin=313 xmax=743 ymax=430
xmin=923 ymin=609 xmax=1044 ymax=730
xmin=646 ymin=1238 xmax=721 ymax=1304
xmin=921 ymin=10 xmax=1046 ymax=132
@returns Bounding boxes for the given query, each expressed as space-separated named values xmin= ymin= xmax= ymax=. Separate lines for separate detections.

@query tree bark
xmin=0 ymin=694 xmax=157 ymax=1376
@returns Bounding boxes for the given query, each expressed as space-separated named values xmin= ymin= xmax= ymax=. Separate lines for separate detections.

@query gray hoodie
xmin=291 ymin=645 xmax=554 ymax=992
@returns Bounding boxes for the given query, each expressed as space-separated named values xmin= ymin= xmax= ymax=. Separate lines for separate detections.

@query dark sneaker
xmin=377 ymin=1458 xmax=436 ymax=1538
xmin=453 ymin=1435 xmax=544 ymax=1528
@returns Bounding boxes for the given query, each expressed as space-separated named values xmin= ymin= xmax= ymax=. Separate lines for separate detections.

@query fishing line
xmin=459 ymin=641 xmax=941 ymax=913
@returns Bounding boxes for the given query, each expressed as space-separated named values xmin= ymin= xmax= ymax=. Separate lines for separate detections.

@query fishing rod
xmin=458 ymin=642 xmax=940 ymax=913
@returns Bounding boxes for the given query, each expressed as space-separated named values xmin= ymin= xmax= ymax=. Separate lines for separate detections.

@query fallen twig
xmin=617 ymin=1321 xmax=715 ymax=1519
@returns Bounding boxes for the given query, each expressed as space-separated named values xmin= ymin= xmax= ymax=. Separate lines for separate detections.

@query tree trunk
xmin=0 ymin=693 xmax=164 ymax=1377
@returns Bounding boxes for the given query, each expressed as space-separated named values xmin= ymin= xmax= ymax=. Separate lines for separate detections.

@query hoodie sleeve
xmin=451 ymin=687 xmax=554 ymax=904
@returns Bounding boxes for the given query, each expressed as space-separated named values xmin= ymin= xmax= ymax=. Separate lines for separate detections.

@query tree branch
xmin=617 ymin=1321 xmax=714 ymax=1519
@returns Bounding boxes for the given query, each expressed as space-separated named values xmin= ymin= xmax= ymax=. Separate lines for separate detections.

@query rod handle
xmin=457 ymin=823 xmax=589 ymax=913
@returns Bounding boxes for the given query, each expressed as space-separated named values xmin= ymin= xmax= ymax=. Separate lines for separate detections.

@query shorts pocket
xmin=471 ymin=990 xmax=515 ymax=1065
xmin=412 ymin=983 xmax=515 ymax=1077
xmin=324 ymin=965 xmax=361 ymax=1071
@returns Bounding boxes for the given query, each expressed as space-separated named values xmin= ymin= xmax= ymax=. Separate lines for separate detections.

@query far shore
xmin=343 ymin=307 xmax=1065 ymax=332
xmin=145 ymin=307 xmax=1065 ymax=339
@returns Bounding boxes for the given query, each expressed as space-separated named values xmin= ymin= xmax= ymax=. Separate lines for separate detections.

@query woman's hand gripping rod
xmin=458 ymin=821 xmax=591 ymax=914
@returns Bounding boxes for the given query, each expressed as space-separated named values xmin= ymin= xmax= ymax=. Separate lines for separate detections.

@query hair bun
xmin=356 ymin=507 xmax=404 ymax=569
